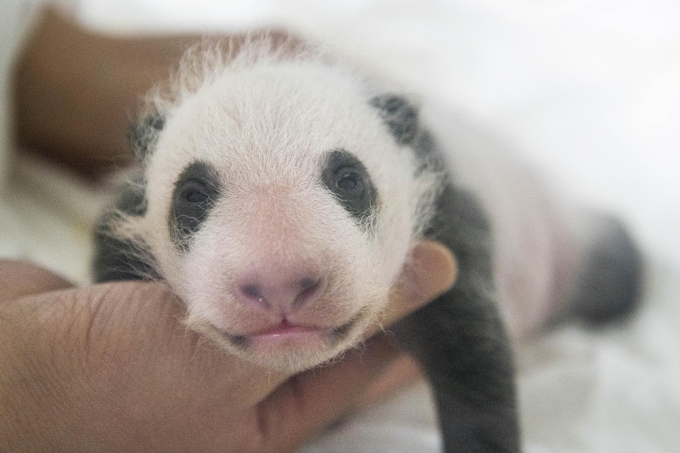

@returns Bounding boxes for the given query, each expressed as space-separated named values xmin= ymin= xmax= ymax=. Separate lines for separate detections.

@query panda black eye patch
xmin=322 ymin=150 xmax=378 ymax=226
xmin=170 ymin=161 xmax=221 ymax=250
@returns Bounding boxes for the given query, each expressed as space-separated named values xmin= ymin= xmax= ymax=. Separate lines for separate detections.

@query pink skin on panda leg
xmin=496 ymin=199 xmax=582 ymax=341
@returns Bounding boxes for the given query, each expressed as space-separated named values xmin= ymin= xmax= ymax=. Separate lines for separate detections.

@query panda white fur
xmin=94 ymin=37 xmax=642 ymax=452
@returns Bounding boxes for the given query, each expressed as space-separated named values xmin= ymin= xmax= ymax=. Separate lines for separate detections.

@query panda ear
xmin=128 ymin=113 xmax=166 ymax=161
xmin=369 ymin=94 xmax=419 ymax=145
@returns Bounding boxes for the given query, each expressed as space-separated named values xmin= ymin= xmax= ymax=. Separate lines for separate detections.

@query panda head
xmin=133 ymin=46 xmax=438 ymax=372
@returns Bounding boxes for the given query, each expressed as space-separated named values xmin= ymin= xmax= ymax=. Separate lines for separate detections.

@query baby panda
xmin=93 ymin=38 xmax=642 ymax=453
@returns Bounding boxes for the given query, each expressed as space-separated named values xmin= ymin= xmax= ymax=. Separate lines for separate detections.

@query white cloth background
xmin=2 ymin=1 xmax=679 ymax=452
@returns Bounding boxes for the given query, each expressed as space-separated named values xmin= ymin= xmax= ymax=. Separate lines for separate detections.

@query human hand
xmin=0 ymin=240 xmax=456 ymax=453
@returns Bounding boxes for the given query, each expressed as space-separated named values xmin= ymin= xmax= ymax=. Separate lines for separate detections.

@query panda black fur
xmin=93 ymin=37 xmax=642 ymax=453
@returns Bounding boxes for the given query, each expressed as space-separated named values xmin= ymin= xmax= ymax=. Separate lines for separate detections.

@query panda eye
xmin=185 ymin=189 xmax=208 ymax=204
xmin=321 ymin=150 xmax=377 ymax=228
xmin=180 ymin=180 xmax=210 ymax=204
xmin=335 ymin=168 xmax=364 ymax=194
xmin=170 ymin=161 xmax=222 ymax=251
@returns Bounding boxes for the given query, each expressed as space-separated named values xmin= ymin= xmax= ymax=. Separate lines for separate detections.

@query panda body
xmin=94 ymin=38 xmax=642 ymax=452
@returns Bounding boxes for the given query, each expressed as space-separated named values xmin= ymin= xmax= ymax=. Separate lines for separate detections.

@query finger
xmin=256 ymin=336 xmax=406 ymax=453
xmin=368 ymin=240 xmax=458 ymax=337
xmin=74 ymin=282 xmax=285 ymax=401
xmin=358 ymin=353 xmax=423 ymax=407
xmin=0 ymin=260 xmax=74 ymax=303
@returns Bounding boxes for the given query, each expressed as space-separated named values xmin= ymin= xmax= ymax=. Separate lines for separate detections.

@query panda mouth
xmin=219 ymin=312 xmax=363 ymax=350
xmin=253 ymin=319 xmax=327 ymax=337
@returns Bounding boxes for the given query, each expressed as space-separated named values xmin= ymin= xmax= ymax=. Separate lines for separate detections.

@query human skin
xmin=0 ymin=241 xmax=456 ymax=452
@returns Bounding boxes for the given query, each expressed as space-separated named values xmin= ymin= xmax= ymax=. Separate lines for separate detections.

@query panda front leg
xmin=395 ymin=285 xmax=519 ymax=453
xmin=393 ymin=183 xmax=519 ymax=452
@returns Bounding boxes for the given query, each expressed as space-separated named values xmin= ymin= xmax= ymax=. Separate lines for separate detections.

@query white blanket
xmin=4 ymin=1 xmax=679 ymax=451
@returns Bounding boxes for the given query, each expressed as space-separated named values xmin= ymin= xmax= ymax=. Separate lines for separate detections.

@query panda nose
xmin=234 ymin=271 xmax=328 ymax=314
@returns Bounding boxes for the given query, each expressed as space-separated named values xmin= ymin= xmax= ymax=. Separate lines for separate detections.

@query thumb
xmin=372 ymin=240 xmax=458 ymax=335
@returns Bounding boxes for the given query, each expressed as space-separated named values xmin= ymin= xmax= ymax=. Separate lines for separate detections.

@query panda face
xmin=139 ymin=60 xmax=425 ymax=372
